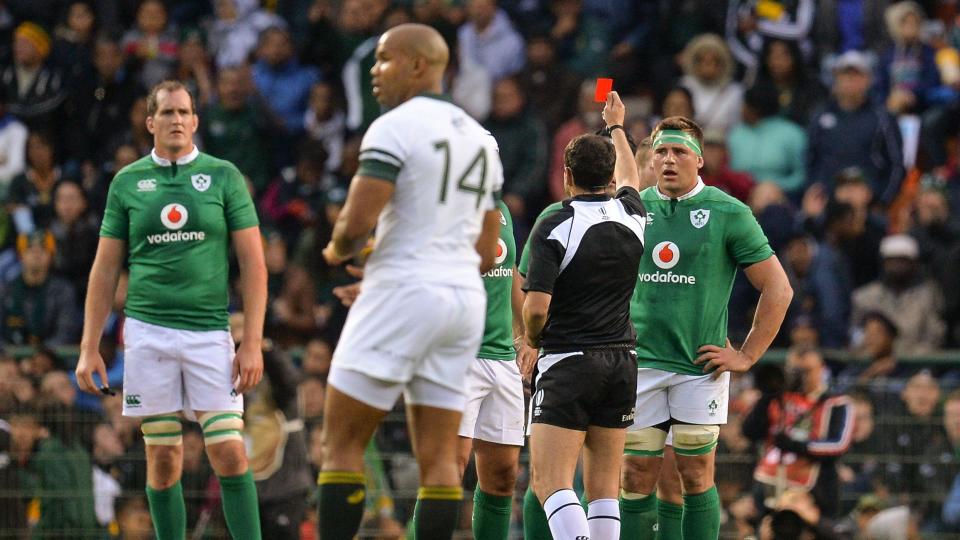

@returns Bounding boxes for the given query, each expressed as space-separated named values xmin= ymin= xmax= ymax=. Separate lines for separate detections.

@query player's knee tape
xmin=199 ymin=411 xmax=244 ymax=445
xmin=623 ymin=427 xmax=668 ymax=457
xmin=141 ymin=415 xmax=183 ymax=446
xmin=671 ymin=424 xmax=719 ymax=456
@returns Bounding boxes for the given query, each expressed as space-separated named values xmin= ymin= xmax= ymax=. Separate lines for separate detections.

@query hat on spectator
xmin=15 ymin=22 xmax=51 ymax=60
xmin=833 ymin=50 xmax=872 ymax=74
xmin=879 ymin=234 xmax=919 ymax=259
xmin=16 ymin=230 xmax=56 ymax=256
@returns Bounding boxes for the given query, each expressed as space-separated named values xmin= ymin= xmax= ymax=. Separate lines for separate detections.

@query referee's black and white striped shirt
xmin=523 ymin=186 xmax=647 ymax=353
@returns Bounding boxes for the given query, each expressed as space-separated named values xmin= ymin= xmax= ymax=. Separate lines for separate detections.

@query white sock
xmin=587 ymin=498 xmax=620 ymax=540
xmin=544 ymin=489 xmax=590 ymax=540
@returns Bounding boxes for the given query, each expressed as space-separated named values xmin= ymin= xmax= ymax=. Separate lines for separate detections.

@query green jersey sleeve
xmin=224 ymin=164 xmax=260 ymax=231
xmin=518 ymin=201 xmax=565 ymax=276
xmin=100 ymin=175 xmax=128 ymax=239
xmin=726 ymin=205 xmax=774 ymax=267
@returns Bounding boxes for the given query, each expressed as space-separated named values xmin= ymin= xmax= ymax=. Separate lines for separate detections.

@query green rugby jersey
xmin=632 ymin=181 xmax=773 ymax=375
xmin=100 ymin=148 xmax=259 ymax=330
xmin=478 ymin=201 xmax=516 ymax=360
xmin=517 ymin=201 xmax=563 ymax=276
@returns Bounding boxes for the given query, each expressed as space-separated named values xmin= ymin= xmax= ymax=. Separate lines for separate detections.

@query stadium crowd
xmin=1 ymin=0 xmax=960 ymax=537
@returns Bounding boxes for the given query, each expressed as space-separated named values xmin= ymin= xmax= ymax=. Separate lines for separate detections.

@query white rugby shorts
xmin=329 ymin=282 xmax=486 ymax=412
xmin=122 ymin=317 xmax=241 ymax=418
xmin=457 ymin=358 xmax=525 ymax=445
xmin=629 ymin=368 xmax=730 ymax=429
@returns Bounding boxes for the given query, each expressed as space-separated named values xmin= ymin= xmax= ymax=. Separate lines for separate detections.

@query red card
xmin=594 ymin=78 xmax=614 ymax=102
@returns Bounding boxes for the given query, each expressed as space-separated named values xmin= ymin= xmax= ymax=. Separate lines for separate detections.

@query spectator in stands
xmin=107 ymin=96 xmax=152 ymax=160
xmin=303 ymin=81 xmax=345 ymax=174
xmin=942 ymin=391 xmax=960 ymax=530
xmin=2 ymin=22 xmax=68 ymax=132
xmin=253 ymin=26 xmax=320 ymax=143
xmin=121 ymin=0 xmax=177 ymax=89
xmin=302 ymin=338 xmax=332 ymax=380
xmin=811 ymin=0 xmax=890 ymax=61
xmin=752 ymin=38 xmax=826 ymax=126
xmin=660 ymin=85 xmax=696 ymax=120
xmin=115 ymin=495 xmax=154 ymax=540
xmin=6 ymin=131 xmax=61 ymax=234
xmin=91 ymin=422 xmax=124 ymax=531
xmin=18 ymin=401 xmax=101 ymax=538
xmin=51 ymin=1 xmax=97 ymax=91
xmin=728 ymin=83 xmax=808 ymax=201
xmin=260 ymin=138 xmax=332 ymax=247
xmin=783 ymin=202 xmax=857 ymax=349
xmin=833 ymin=168 xmax=884 ymax=287
xmin=700 ymin=129 xmax=754 ymax=202
xmin=518 ymin=32 xmax=581 ymax=133
xmin=200 ymin=65 xmax=276 ymax=193
xmin=839 ymin=311 xmax=913 ymax=401
xmin=880 ymin=370 xmax=951 ymax=529
xmin=725 ymin=0 xmax=815 ymax=78
xmin=68 ymin=33 xmax=144 ymax=165
xmin=0 ymin=85 xmax=28 ymax=196
xmin=231 ymin=315 xmax=312 ymax=540
xmin=444 ymin=41 xmax=493 ymax=122
xmin=49 ymin=179 xmax=97 ymax=303
xmin=205 ymin=0 xmax=285 ymax=70
xmin=807 ymin=50 xmax=904 ymax=205
xmin=336 ymin=0 xmax=386 ymax=133
xmin=484 ymin=76 xmax=548 ymax=224
xmin=877 ymin=2 xmax=940 ymax=115
xmin=744 ymin=346 xmax=854 ymax=518
xmin=679 ymin=33 xmax=744 ymax=134
xmin=908 ymin=185 xmax=960 ymax=345
xmin=40 ymin=370 xmax=76 ymax=408
xmin=299 ymin=376 xmax=325 ymax=423
xmin=548 ymin=80 xmax=603 ymax=201
xmin=0 ymin=230 xmax=79 ymax=346
xmin=852 ymin=234 xmax=946 ymax=355
xmin=837 ymin=393 xmax=886 ymax=507
xmin=458 ymin=0 xmax=525 ymax=81
xmin=171 ymin=28 xmax=215 ymax=108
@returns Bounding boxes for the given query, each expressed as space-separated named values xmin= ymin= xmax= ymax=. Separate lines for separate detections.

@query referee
xmin=522 ymin=91 xmax=645 ymax=540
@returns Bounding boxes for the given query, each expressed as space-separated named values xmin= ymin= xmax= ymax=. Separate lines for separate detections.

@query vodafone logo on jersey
xmin=494 ymin=238 xmax=508 ymax=265
xmin=652 ymin=241 xmax=679 ymax=269
xmin=160 ymin=203 xmax=189 ymax=230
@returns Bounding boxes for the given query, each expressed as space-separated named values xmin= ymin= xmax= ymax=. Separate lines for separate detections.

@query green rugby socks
xmin=146 ymin=481 xmax=186 ymax=540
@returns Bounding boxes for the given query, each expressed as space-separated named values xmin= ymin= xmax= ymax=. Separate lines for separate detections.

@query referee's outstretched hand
xmin=76 ymin=348 xmax=110 ymax=395
xmin=694 ymin=338 xmax=753 ymax=379
xmin=232 ymin=342 xmax=264 ymax=394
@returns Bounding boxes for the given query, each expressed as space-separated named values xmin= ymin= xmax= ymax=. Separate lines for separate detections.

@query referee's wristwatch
xmin=605 ymin=124 xmax=625 ymax=135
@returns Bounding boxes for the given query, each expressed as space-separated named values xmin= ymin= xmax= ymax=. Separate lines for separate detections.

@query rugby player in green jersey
xmin=76 ymin=81 xmax=267 ymax=540
xmin=619 ymin=117 xmax=792 ymax=540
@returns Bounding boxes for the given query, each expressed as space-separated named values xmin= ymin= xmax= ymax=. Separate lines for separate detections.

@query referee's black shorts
xmin=529 ymin=346 xmax=638 ymax=431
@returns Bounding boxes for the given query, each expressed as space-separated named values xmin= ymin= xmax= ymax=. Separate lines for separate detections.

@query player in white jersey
xmin=316 ymin=24 xmax=504 ymax=540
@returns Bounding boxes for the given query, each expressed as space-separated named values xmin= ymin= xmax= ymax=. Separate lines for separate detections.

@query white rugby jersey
xmin=357 ymin=94 xmax=504 ymax=290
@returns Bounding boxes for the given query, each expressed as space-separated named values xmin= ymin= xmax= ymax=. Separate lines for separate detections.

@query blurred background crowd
xmin=1 ymin=0 xmax=960 ymax=538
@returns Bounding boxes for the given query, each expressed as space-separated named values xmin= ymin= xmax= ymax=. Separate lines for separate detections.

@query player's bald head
xmin=381 ymin=23 xmax=449 ymax=70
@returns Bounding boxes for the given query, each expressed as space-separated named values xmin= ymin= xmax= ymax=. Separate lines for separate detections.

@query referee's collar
xmin=151 ymin=145 xmax=200 ymax=166
xmin=570 ymin=193 xmax=609 ymax=202
xmin=655 ymin=177 xmax=705 ymax=201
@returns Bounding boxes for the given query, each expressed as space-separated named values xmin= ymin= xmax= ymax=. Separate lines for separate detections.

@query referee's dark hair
xmin=146 ymin=80 xmax=197 ymax=117
xmin=564 ymin=134 xmax=615 ymax=191
xmin=651 ymin=116 xmax=704 ymax=150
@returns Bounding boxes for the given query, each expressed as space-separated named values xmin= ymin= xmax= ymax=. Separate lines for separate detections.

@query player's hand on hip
xmin=694 ymin=338 xmax=752 ymax=379
xmin=603 ymin=91 xmax=626 ymax=127
xmin=516 ymin=342 xmax=539 ymax=382
xmin=232 ymin=342 xmax=264 ymax=394
xmin=76 ymin=348 xmax=110 ymax=395
xmin=333 ymin=282 xmax=362 ymax=307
